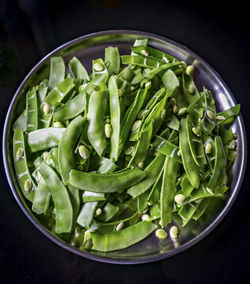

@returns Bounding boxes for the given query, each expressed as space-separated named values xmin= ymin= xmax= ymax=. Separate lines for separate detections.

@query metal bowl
xmin=2 ymin=30 xmax=247 ymax=264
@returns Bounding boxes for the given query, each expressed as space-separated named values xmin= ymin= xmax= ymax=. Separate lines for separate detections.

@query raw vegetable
xmin=11 ymin=39 xmax=240 ymax=252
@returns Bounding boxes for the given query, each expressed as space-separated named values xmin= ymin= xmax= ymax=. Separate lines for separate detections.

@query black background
xmin=1 ymin=0 xmax=250 ymax=283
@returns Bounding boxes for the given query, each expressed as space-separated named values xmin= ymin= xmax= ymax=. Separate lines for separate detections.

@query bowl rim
xmin=2 ymin=29 xmax=248 ymax=265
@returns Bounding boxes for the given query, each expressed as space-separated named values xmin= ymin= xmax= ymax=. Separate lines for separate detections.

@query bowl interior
xmin=3 ymin=31 xmax=247 ymax=264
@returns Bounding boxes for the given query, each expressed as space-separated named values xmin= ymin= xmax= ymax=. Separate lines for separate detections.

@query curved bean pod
xmin=179 ymin=118 xmax=200 ymax=188
xmin=68 ymin=167 xmax=146 ymax=193
xmin=13 ymin=129 xmax=36 ymax=202
xmin=127 ymin=153 xmax=165 ymax=198
xmin=27 ymin=128 xmax=65 ymax=152
xmin=91 ymin=221 xmax=157 ymax=252
xmin=39 ymin=161 xmax=73 ymax=233
xmin=160 ymin=157 xmax=180 ymax=227
xmin=58 ymin=115 xmax=86 ymax=183
xmin=54 ymin=91 xmax=85 ymax=122
xmin=108 ymin=76 xmax=120 ymax=161
xmin=87 ymin=90 xmax=107 ymax=156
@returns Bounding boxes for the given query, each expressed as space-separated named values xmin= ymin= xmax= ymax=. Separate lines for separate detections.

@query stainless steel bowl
xmin=2 ymin=30 xmax=247 ymax=264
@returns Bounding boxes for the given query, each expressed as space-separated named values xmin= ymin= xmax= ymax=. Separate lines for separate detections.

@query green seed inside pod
xmin=161 ymin=109 xmax=167 ymax=120
xmin=95 ymin=208 xmax=102 ymax=216
xmin=115 ymin=222 xmax=124 ymax=231
xmin=138 ymin=162 xmax=144 ymax=169
xmin=137 ymin=109 xmax=148 ymax=119
xmin=188 ymin=84 xmax=195 ymax=94
xmin=206 ymin=110 xmax=214 ymax=120
xmin=186 ymin=65 xmax=194 ymax=76
xmin=104 ymin=123 xmax=112 ymax=138
xmin=228 ymin=140 xmax=236 ymax=150
xmin=141 ymin=50 xmax=149 ymax=56
xmin=42 ymin=103 xmax=51 ymax=115
xmin=177 ymin=107 xmax=188 ymax=116
xmin=174 ymin=194 xmax=186 ymax=204
xmin=53 ymin=121 xmax=64 ymax=128
xmin=169 ymin=225 xmax=179 ymax=239
xmin=78 ymin=145 xmax=90 ymax=160
xmin=125 ymin=146 xmax=135 ymax=155
xmin=173 ymin=105 xmax=178 ymax=114
xmin=16 ymin=147 xmax=24 ymax=160
xmin=24 ymin=179 xmax=32 ymax=192
xmin=192 ymin=126 xmax=201 ymax=137
xmin=145 ymin=81 xmax=151 ymax=88
xmin=93 ymin=62 xmax=104 ymax=71
xmin=205 ymin=142 xmax=213 ymax=154
xmin=155 ymin=229 xmax=168 ymax=240
xmin=141 ymin=214 xmax=150 ymax=221
xmin=131 ymin=120 xmax=141 ymax=132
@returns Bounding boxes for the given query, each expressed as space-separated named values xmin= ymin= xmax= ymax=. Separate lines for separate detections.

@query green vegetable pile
xmin=12 ymin=38 xmax=240 ymax=252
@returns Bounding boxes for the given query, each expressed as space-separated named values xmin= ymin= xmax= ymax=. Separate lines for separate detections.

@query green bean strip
xmin=148 ymin=167 xmax=163 ymax=205
xmin=108 ymin=76 xmax=120 ymax=161
xmin=118 ymin=65 xmax=135 ymax=82
xmin=95 ymin=213 xmax=140 ymax=233
xmin=145 ymin=62 xmax=182 ymax=80
xmin=207 ymin=136 xmax=227 ymax=193
xmin=13 ymin=129 xmax=36 ymax=202
xmin=200 ymin=89 xmax=216 ymax=135
xmin=121 ymin=55 xmax=164 ymax=69
xmin=127 ymin=153 xmax=165 ymax=198
xmin=54 ymin=91 xmax=85 ymax=122
xmin=77 ymin=202 xmax=98 ymax=228
xmin=180 ymin=175 xmax=194 ymax=197
xmin=144 ymin=94 xmax=168 ymax=137
xmin=178 ymin=202 xmax=200 ymax=226
xmin=130 ymin=88 xmax=165 ymax=142
xmin=161 ymin=69 xmax=180 ymax=93
xmin=27 ymin=128 xmax=65 ymax=152
xmin=192 ymin=198 xmax=211 ymax=221
xmin=105 ymin=47 xmax=120 ymax=75
xmin=97 ymin=158 xmax=117 ymax=174
xmin=87 ymin=90 xmax=107 ymax=156
xmin=13 ymin=110 xmax=27 ymax=131
xmin=119 ymin=88 xmax=147 ymax=155
xmin=37 ymin=80 xmax=48 ymax=102
xmin=58 ymin=115 xmax=86 ymax=183
xmin=82 ymin=192 xmax=106 ymax=202
xmin=92 ymin=58 xmax=108 ymax=76
xmin=160 ymin=157 xmax=180 ymax=227
xmin=186 ymin=115 xmax=207 ymax=167
xmin=153 ymin=135 xmax=182 ymax=163
xmin=182 ymin=73 xmax=200 ymax=104
xmin=39 ymin=161 xmax=73 ymax=233
xmin=216 ymin=104 xmax=241 ymax=125
xmin=69 ymin=56 xmax=90 ymax=81
xmin=166 ymin=115 xmax=180 ymax=131
xmin=91 ymin=221 xmax=157 ymax=252
xmin=26 ymin=88 xmax=38 ymax=132
xmin=48 ymin=56 xmax=65 ymax=89
xmin=97 ymin=203 xmax=119 ymax=222
xmin=32 ymin=176 xmax=51 ymax=214
xmin=188 ymin=185 xmax=224 ymax=203
xmin=137 ymin=190 xmax=150 ymax=212
xmin=179 ymin=118 xmax=200 ymax=188
xmin=44 ymin=76 xmax=74 ymax=107
xmin=69 ymin=167 xmax=146 ymax=193
xmin=129 ymin=121 xmax=153 ymax=167
xmin=130 ymin=45 xmax=178 ymax=63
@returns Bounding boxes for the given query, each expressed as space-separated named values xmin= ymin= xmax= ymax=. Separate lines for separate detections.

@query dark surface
xmin=0 ymin=0 xmax=249 ymax=283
